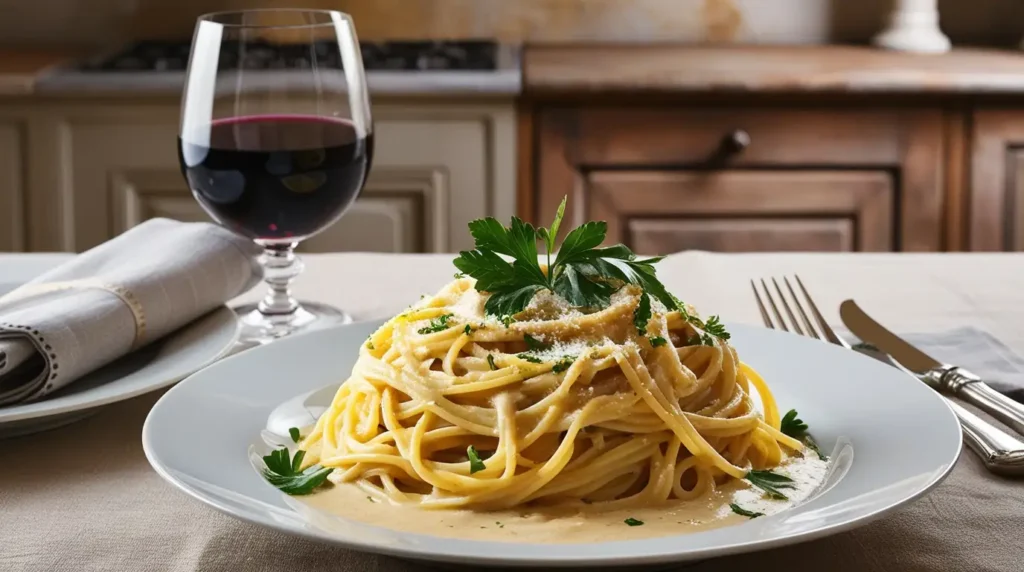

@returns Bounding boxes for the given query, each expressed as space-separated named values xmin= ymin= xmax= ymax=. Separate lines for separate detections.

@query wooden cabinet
xmin=530 ymin=106 xmax=945 ymax=253
xmin=970 ymin=110 xmax=1024 ymax=251
xmin=0 ymin=114 xmax=26 ymax=251
xmin=10 ymin=100 xmax=515 ymax=254
xmin=588 ymin=171 xmax=892 ymax=253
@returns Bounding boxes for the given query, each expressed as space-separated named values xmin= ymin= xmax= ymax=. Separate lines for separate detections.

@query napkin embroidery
xmin=0 ymin=322 xmax=59 ymax=392
xmin=0 ymin=278 xmax=148 ymax=349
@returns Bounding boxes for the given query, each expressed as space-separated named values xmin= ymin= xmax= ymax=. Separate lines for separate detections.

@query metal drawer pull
xmin=724 ymin=129 xmax=751 ymax=153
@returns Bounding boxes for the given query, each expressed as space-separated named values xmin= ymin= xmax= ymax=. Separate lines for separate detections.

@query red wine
xmin=178 ymin=115 xmax=372 ymax=241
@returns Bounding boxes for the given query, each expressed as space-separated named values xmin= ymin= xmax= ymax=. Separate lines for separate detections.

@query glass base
xmin=233 ymin=301 xmax=353 ymax=345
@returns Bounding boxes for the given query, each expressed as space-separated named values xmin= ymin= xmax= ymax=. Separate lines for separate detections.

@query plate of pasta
xmin=143 ymin=200 xmax=961 ymax=568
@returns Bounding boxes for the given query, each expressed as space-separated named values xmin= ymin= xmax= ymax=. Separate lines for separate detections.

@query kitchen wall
xmin=0 ymin=0 xmax=1022 ymax=48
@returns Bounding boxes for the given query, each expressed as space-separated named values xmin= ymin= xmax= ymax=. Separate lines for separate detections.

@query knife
xmin=840 ymin=299 xmax=1024 ymax=438
xmin=870 ymin=346 xmax=1024 ymax=476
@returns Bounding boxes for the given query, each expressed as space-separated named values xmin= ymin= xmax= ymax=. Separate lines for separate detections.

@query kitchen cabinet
xmin=970 ymin=109 xmax=1024 ymax=251
xmin=531 ymin=107 xmax=942 ymax=253
xmin=0 ymin=112 xmax=26 ymax=251
xmin=8 ymin=99 xmax=515 ymax=254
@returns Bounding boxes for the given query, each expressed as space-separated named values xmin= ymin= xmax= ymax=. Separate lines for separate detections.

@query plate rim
xmin=142 ymin=320 xmax=963 ymax=568
xmin=0 ymin=305 xmax=240 ymax=423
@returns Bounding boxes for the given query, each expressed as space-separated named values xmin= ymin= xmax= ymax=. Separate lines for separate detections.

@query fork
xmin=752 ymin=276 xmax=1024 ymax=476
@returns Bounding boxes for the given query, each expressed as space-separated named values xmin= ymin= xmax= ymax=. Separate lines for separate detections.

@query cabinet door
xmin=590 ymin=171 xmax=892 ymax=253
xmin=971 ymin=110 xmax=1024 ymax=251
xmin=0 ymin=118 xmax=25 ymax=251
xmin=30 ymin=102 xmax=515 ymax=253
xmin=534 ymin=107 xmax=943 ymax=252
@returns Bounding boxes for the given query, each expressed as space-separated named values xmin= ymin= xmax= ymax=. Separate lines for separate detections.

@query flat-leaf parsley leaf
xmin=467 ymin=445 xmax=486 ymax=474
xmin=729 ymin=503 xmax=765 ymax=518
xmin=418 ymin=314 xmax=454 ymax=334
xmin=453 ymin=197 xmax=694 ymax=321
xmin=745 ymin=470 xmax=796 ymax=500
xmin=260 ymin=448 xmax=333 ymax=495
xmin=524 ymin=333 xmax=550 ymax=351
xmin=780 ymin=409 xmax=809 ymax=439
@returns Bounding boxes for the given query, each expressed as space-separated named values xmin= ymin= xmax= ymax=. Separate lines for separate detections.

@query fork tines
xmin=751 ymin=276 xmax=846 ymax=347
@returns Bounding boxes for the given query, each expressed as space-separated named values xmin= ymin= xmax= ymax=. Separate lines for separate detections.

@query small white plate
xmin=0 ymin=255 xmax=240 ymax=437
xmin=143 ymin=320 xmax=962 ymax=569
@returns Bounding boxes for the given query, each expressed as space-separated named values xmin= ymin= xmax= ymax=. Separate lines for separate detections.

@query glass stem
xmin=257 ymin=244 xmax=303 ymax=316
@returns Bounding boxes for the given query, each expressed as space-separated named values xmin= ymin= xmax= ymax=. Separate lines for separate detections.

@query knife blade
xmin=840 ymin=299 xmax=1024 ymax=439
xmin=838 ymin=300 xmax=944 ymax=373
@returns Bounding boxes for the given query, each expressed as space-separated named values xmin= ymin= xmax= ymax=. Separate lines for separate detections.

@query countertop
xmin=3 ymin=251 xmax=1024 ymax=571
xmin=524 ymin=44 xmax=1024 ymax=95
xmin=10 ymin=45 xmax=1024 ymax=98
xmin=0 ymin=49 xmax=80 ymax=95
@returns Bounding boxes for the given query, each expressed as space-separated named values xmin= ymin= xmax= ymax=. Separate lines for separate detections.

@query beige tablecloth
xmin=3 ymin=252 xmax=1024 ymax=572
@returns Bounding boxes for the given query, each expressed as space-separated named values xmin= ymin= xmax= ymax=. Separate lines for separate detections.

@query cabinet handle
xmin=723 ymin=129 xmax=751 ymax=153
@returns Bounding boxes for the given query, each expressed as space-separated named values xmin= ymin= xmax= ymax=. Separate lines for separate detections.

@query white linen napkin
xmin=842 ymin=327 xmax=1024 ymax=402
xmin=0 ymin=218 xmax=262 ymax=405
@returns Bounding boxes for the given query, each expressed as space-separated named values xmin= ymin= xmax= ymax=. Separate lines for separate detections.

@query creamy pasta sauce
xmin=298 ymin=453 xmax=828 ymax=543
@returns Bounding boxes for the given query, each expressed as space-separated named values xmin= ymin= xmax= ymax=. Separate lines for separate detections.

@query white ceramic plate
xmin=0 ymin=255 xmax=240 ymax=437
xmin=143 ymin=319 xmax=962 ymax=568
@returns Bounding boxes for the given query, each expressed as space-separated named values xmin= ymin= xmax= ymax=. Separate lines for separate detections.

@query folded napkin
xmin=0 ymin=219 xmax=262 ymax=405
xmin=842 ymin=327 xmax=1024 ymax=402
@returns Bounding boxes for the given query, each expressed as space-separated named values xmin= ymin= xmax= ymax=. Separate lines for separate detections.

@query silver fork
xmin=753 ymin=275 xmax=1024 ymax=476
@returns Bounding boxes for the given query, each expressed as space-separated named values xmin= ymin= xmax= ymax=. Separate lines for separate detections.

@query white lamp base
xmin=873 ymin=27 xmax=951 ymax=53
xmin=872 ymin=0 xmax=951 ymax=54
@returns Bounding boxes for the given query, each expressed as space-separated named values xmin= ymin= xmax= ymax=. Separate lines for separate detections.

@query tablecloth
xmin=3 ymin=252 xmax=1024 ymax=572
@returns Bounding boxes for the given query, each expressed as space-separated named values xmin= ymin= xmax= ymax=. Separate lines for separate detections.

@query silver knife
xmin=840 ymin=299 xmax=1024 ymax=438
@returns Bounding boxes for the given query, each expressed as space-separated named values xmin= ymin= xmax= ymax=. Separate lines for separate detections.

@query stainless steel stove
xmin=74 ymin=40 xmax=503 ymax=72
xmin=38 ymin=39 xmax=521 ymax=95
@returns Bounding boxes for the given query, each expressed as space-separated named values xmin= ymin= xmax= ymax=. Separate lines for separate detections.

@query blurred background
xmin=3 ymin=0 xmax=1024 ymax=255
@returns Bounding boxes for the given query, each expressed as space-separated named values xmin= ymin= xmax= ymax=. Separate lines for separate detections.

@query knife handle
xmin=952 ymin=371 xmax=1024 ymax=437
xmin=946 ymin=398 xmax=1024 ymax=476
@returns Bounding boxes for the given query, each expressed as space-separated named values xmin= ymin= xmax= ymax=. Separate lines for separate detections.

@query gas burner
xmin=76 ymin=40 xmax=500 ymax=72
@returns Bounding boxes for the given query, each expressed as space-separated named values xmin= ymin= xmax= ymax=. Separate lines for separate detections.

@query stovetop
xmin=75 ymin=40 xmax=503 ymax=73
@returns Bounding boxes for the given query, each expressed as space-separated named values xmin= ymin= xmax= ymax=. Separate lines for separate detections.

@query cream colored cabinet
xmin=15 ymin=100 xmax=515 ymax=254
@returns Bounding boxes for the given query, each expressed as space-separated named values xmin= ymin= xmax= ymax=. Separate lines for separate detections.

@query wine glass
xmin=178 ymin=9 xmax=373 ymax=344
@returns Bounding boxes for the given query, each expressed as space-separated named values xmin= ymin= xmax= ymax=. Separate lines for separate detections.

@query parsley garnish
xmin=467 ymin=445 xmax=486 ymax=474
xmin=464 ymin=324 xmax=473 ymax=336
xmin=806 ymin=438 xmax=828 ymax=461
xmin=633 ymin=292 xmax=652 ymax=335
xmin=487 ymin=354 xmax=497 ymax=370
xmin=729 ymin=503 xmax=764 ymax=519
xmin=454 ymin=272 xmax=466 ymax=279
xmin=552 ymin=356 xmax=576 ymax=373
xmin=288 ymin=427 xmax=301 ymax=443
xmin=780 ymin=409 xmax=828 ymax=460
xmin=650 ymin=336 xmax=668 ymax=347
xmin=260 ymin=448 xmax=333 ymax=495
xmin=524 ymin=333 xmax=550 ymax=351
xmin=780 ymin=409 xmax=809 ymax=439
xmin=501 ymin=315 xmax=514 ymax=328
xmin=702 ymin=315 xmax=730 ymax=341
xmin=517 ymin=353 xmax=542 ymax=363
xmin=418 ymin=314 xmax=454 ymax=334
xmin=745 ymin=470 xmax=796 ymax=500
xmin=453 ymin=196 xmax=684 ymax=319
xmin=624 ymin=517 xmax=644 ymax=526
